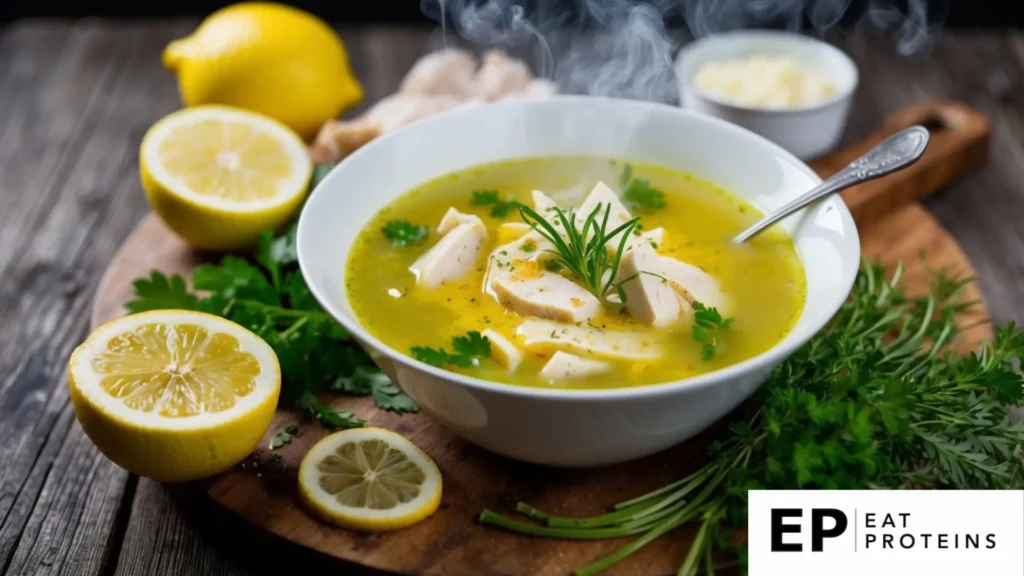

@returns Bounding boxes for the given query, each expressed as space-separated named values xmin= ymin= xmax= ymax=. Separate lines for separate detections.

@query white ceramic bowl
xmin=297 ymin=96 xmax=860 ymax=467
xmin=676 ymin=30 xmax=859 ymax=160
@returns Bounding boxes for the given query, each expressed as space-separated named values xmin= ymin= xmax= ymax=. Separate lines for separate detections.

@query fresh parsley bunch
xmin=127 ymin=165 xmax=417 ymax=429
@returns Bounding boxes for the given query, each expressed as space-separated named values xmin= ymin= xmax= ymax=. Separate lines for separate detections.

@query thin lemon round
xmin=69 ymin=310 xmax=281 ymax=482
xmin=140 ymin=105 xmax=312 ymax=251
xmin=299 ymin=428 xmax=442 ymax=532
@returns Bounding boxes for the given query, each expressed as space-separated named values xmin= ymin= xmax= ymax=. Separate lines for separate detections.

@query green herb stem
xmin=613 ymin=460 xmax=717 ymax=510
xmin=573 ymin=507 xmax=692 ymax=576
xmin=477 ymin=510 xmax=646 ymax=540
xmin=541 ymin=499 xmax=665 ymax=529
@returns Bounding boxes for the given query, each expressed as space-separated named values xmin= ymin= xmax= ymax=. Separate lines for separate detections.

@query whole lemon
xmin=163 ymin=2 xmax=362 ymax=139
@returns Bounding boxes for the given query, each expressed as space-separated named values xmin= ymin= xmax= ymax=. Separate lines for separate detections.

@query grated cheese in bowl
xmin=693 ymin=54 xmax=837 ymax=109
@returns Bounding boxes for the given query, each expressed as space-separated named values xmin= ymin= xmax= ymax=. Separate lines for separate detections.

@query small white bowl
xmin=676 ymin=30 xmax=859 ymax=160
xmin=297 ymin=96 xmax=860 ymax=467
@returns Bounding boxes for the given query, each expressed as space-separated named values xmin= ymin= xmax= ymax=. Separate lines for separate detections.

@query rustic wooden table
xmin=1 ymin=20 xmax=1022 ymax=576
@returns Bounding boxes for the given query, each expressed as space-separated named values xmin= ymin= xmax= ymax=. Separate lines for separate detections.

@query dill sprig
xmin=479 ymin=259 xmax=1024 ymax=575
xmin=519 ymin=203 xmax=640 ymax=302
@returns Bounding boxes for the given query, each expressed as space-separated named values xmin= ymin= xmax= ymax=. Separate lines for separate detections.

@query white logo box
xmin=748 ymin=490 xmax=1024 ymax=575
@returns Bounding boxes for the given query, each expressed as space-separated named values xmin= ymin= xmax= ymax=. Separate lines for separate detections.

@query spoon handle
xmin=732 ymin=125 xmax=931 ymax=244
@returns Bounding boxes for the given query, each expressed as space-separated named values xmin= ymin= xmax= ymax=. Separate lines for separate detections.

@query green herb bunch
xmin=519 ymin=203 xmax=640 ymax=303
xmin=481 ymin=260 xmax=1024 ymax=575
xmin=126 ymin=165 xmax=418 ymax=429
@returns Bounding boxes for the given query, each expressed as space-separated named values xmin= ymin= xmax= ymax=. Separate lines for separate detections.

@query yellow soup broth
xmin=346 ymin=157 xmax=805 ymax=390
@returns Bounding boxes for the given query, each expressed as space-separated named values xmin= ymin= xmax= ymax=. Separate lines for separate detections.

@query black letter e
xmin=771 ymin=509 xmax=803 ymax=552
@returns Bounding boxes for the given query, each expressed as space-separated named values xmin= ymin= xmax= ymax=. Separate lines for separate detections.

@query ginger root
xmin=309 ymin=49 xmax=557 ymax=164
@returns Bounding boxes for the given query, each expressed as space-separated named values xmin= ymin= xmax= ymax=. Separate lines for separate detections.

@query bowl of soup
xmin=297 ymin=96 xmax=859 ymax=467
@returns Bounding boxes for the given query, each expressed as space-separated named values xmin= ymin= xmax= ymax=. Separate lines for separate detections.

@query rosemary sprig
xmin=519 ymin=203 xmax=640 ymax=302
xmin=479 ymin=259 xmax=1024 ymax=575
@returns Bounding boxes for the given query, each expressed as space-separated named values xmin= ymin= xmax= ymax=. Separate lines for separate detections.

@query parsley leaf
xmin=470 ymin=190 xmax=500 ymax=206
xmin=296 ymin=391 xmax=366 ymax=429
xmin=382 ymin=220 xmax=428 ymax=246
xmin=372 ymin=379 xmax=420 ymax=413
xmin=126 ymin=163 xmax=418 ymax=428
xmin=410 ymin=346 xmax=452 ymax=368
xmin=452 ymin=331 xmax=491 ymax=360
xmin=269 ymin=424 xmax=299 ymax=449
xmin=126 ymin=272 xmax=200 ymax=313
xmin=332 ymin=366 xmax=419 ymax=414
xmin=618 ymin=163 xmax=666 ymax=212
xmin=471 ymin=189 xmax=524 ymax=218
xmin=491 ymin=200 xmax=525 ymax=218
xmin=412 ymin=331 xmax=491 ymax=369
xmin=691 ymin=301 xmax=733 ymax=361
xmin=622 ymin=178 xmax=666 ymax=212
xmin=256 ymin=224 xmax=298 ymax=289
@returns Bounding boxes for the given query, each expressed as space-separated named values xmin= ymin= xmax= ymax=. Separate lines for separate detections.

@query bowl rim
xmin=675 ymin=29 xmax=860 ymax=114
xmin=297 ymin=95 xmax=860 ymax=402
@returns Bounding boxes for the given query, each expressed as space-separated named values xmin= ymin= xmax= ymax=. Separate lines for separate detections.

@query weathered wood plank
xmin=0 ymin=20 xmax=192 ymax=576
xmin=111 ymin=480 xmax=247 ymax=576
xmin=0 ymin=21 xmax=126 ymax=574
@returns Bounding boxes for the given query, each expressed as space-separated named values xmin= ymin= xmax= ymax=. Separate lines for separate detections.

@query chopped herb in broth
xmin=345 ymin=157 xmax=805 ymax=390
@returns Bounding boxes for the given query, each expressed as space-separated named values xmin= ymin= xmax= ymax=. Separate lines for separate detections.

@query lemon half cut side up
xmin=69 ymin=310 xmax=281 ymax=482
xmin=139 ymin=105 xmax=312 ymax=251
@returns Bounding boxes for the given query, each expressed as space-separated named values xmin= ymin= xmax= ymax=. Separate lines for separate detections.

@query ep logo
xmin=771 ymin=508 xmax=848 ymax=552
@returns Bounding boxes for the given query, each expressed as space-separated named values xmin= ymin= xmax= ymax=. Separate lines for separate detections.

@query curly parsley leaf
xmin=471 ymin=189 xmax=524 ymax=218
xmin=691 ymin=301 xmax=733 ymax=361
xmin=382 ymin=220 xmax=428 ymax=246
xmin=412 ymin=331 xmax=492 ymax=369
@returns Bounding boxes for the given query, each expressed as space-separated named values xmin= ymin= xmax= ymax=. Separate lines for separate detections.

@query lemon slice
xmin=299 ymin=428 xmax=442 ymax=531
xmin=140 ymin=105 xmax=313 ymax=251
xmin=68 ymin=310 xmax=280 ymax=482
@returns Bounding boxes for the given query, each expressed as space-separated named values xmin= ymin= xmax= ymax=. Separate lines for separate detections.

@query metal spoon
xmin=732 ymin=125 xmax=931 ymax=244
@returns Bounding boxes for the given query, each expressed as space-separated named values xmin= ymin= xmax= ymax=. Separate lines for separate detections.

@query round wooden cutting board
xmin=91 ymin=101 xmax=992 ymax=576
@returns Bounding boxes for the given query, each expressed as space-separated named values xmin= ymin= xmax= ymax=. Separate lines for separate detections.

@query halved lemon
xmin=140 ymin=105 xmax=313 ymax=251
xmin=299 ymin=428 xmax=442 ymax=531
xmin=69 ymin=310 xmax=280 ymax=482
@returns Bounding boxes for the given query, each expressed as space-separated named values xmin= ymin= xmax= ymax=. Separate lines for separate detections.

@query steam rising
xmin=421 ymin=0 xmax=945 ymax=102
